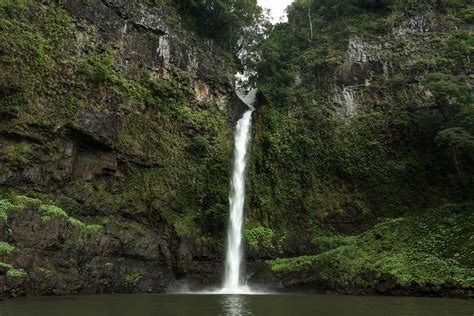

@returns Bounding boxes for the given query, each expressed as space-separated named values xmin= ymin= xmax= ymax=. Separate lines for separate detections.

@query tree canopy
xmin=172 ymin=0 xmax=267 ymax=55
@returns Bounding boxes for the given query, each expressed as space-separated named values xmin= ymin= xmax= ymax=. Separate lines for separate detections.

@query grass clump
xmin=39 ymin=204 xmax=68 ymax=221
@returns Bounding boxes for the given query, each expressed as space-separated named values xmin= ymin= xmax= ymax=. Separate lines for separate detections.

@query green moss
xmin=0 ymin=261 xmax=27 ymax=279
xmin=276 ymin=232 xmax=287 ymax=253
xmin=174 ymin=214 xmax=199 ymax=237
xmin=0 ymin=241 xmax=14 ymax=254
xmin=39 ymin=204 xmax=68 ymax=221
xmin=123 ymin=271 xmax=144 ymax=284
xmin=0 ymin=199 xmax=16 ymax=221
xmin=1 ymin=142 xmax=36 ymax=164
xmin=35 ymin=267 xmax=54 ymax=278
xmin=67 ymin=219 xmax=102 ymax=247
xmin=0 ymin=261 xmax=13 ymax=270
xmin=2 ymin=194 xmax=102 ymax=247
xmin=196 ymin=235 xmax=223 ymax=252
xmin=37 ymin=202 xmax=102 ymax=243
xmin=82 ymin=47 xmax=117 ymax=84
xmin=12 ymin=195 xmax=42 ymax=207
xmin=7 ymin=267 xmax=27 ymax=278
xmin=83 ymin=224 xmax=102 ymax=235
xmin=0 ymin=195 xmax=43 ymax=221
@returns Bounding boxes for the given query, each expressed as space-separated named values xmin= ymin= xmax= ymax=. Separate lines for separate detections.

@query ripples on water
xmin=221 ymin=295 xmax=251 ymax=316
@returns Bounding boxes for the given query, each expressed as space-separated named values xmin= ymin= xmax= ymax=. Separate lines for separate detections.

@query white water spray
xmin=221 ymin=90 xmax=256 ymax=294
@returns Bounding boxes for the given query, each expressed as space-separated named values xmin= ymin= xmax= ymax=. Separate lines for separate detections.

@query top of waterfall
xmin=237 ymin=89 xmax=258 ymax=110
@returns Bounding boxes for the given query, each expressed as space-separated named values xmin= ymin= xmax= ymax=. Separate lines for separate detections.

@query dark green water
xmin=0 ymin=294 xmax=472 ymax=316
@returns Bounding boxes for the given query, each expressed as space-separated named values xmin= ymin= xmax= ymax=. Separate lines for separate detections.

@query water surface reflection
xmin=1 ymin=293 xmax=473 ymax=316
xmin=221 ymin=295 xmax=251 ymax=316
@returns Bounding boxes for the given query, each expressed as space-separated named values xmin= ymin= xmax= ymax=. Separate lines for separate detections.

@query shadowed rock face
xmin=228 ymin=94 xmax=253 ymax=128
xmin=0 ymin=0 xmax=239 ymax=297
xmin=64 ymin=0 xmax=231 ymax=84
xmin=1 ymin=205 xmax=176 ymax=295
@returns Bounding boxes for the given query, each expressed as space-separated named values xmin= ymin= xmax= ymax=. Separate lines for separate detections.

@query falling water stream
xmin=221 ymin=90 xmax=257 ymax=294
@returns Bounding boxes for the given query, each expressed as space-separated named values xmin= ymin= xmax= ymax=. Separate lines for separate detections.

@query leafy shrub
xmin=244 ymin=226 xmax=275 ymax=251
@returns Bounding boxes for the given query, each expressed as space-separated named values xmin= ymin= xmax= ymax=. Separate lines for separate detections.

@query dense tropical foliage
xmin=244 ymin=0 xmax=473 ymax=291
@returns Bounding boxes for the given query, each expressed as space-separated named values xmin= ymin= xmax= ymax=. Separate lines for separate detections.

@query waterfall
xmin=221 ymin=90 xmax=256 ymax=294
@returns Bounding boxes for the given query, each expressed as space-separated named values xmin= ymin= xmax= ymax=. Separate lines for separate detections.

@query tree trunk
xmin=451 ymin=146 xmax=462 ymax=181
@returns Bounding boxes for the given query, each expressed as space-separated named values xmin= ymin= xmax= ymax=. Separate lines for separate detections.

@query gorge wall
xmin=0 ymin=0 xmax=473 ymax=298
xmin=245 ymin=0 xmax=473 ymax=297
xmin=0 ymin=0 xmax=246 ymax=296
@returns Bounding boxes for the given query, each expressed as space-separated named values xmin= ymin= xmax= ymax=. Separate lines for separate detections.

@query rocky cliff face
xmin=1 ymin=0 xmax=472 ymax=298
xmin=0 ymin=0 xmax=246 ymax=296
xmin=245 ymin=2 xmax=473 ymax=297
